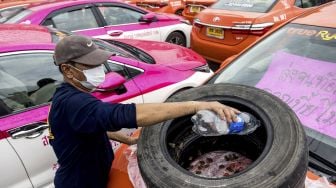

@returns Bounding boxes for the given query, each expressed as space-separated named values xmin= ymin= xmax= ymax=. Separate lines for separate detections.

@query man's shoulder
xmin=53 ymin=83 xmax=96 ymax=105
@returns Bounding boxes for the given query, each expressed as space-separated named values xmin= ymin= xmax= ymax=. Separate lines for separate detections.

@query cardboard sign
xmin=256 ymin=51 xmax=336 ymax=138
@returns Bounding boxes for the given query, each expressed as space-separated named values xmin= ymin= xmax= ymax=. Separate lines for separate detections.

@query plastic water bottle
xmin=191 ymin=110 xmax=260 ymax=136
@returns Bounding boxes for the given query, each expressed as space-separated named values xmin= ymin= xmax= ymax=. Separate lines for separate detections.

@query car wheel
xmin=165 ymin=31 xmax=186 ymax=47
xmin=137 ymin=83 xmax=308 ymax=188
xmin=175 ymin=9 xmax=183 ymax=16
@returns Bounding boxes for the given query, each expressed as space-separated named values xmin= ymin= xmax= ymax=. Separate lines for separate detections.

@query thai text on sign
xmin=256 ymin=51 xmax=336 ymax=138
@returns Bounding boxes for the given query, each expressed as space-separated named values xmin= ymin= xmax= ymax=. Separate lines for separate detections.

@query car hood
xmin=116 ymin=39 xmax=206 ymax=70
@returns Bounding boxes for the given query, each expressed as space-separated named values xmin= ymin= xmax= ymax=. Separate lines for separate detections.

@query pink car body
xmin=0 ymin=24 xmax=212 ymax=187
xmin=4 ymin=0 xmax=192 ymax=46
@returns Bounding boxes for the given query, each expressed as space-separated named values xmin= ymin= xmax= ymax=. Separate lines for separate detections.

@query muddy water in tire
xmin=188 ymin=150 xmax=252 ymax=178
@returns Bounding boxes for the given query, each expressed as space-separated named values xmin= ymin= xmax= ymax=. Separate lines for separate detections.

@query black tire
xmin=175 ymin=9 xmax=183 ymax=16
xmin=165 ymin=31 xmax=186 ymax=47
xmin=138 ymin=83 xmax=308 ymax=188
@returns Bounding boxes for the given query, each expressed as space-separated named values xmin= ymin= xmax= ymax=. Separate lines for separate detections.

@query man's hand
xmin=125 ymin=136 xmax=138 ymax=145
xmin=107 ymin=131 xmax=138 ymax=145
xmin=193 ymin=101 xmax=240 ymax=123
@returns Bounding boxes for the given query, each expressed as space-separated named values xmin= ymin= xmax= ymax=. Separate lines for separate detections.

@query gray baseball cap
xmin=54 ymin=35 xmax=114 ymax=66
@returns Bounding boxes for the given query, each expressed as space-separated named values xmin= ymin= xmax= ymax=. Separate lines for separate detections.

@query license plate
xmin=190 ymin=6 xmax=201 ymax=13
xmin=206 ymin=27 xmax=224 ymax=39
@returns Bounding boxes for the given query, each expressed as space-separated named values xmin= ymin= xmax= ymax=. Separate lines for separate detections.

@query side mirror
xmin=219 ymin=55 xmax=238 ymax=69
xmin=95 ymin=72 xmax=127 ymax=92
xmin=139 ymin=13 xmax=157 ymax=23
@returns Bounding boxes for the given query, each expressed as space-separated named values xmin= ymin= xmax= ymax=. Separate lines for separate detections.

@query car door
xmin=93 ymin=59 xmax=144 ymax=150
xmin=93 ymin=3 xmax=162 ymax=41
xmin=0 ymin=136 xmax=33 ymax=188
xmin=93 ymin=60 xmax=144 ymax=104
xmin=0 ymin=51 xmax=61 ymax=188
xmin=0 ymin=51 xmax=145 ymax=186
xmin=41 ymin=4 xmax=107 ymax=38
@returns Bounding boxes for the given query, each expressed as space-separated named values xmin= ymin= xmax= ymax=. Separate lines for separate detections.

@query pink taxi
xmin=0 ymin=24 xmax=212 ymax=187
xmin=108 ymin=2 xmax=336 ymax=188
xmin=3 ymin=0 xmax=192 ymax=47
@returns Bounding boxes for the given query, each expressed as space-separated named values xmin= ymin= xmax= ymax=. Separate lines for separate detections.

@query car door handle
xmin=9 ymin=122 xmax=49 ymax=139
xmin=107 ymin=30 xmax=123 ymax=37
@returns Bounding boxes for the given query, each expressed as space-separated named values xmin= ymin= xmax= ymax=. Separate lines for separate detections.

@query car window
xmin=103 ymin=39 xmax=155 ymax=64
xmin=93 ymin=39 xmax=139 ymax=60
xmin=211 ymin=0 xmax=277 ymax=13
xmin=295 ymin=0 xmax=333 ymax=8
xmin=47 ymin=7 xmax=99 ymax=31
xmin=209 ymin=23 xmax=336 ymax=166
xmin=4 ymin=8 xmax=32 ymax=23
xmin=106 ymin=61 xmax=143 ymax=79
xmin=0 ymin=52 xmax=62 ymax=117
xmin=0 ymin=5 xmax=26 ymax=23
xmin=98 ymin=6 xmax=143 ymax=25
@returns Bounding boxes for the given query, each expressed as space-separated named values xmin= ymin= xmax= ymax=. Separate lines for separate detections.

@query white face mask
xmin=72 ymin=64 xmax=106 ymax=90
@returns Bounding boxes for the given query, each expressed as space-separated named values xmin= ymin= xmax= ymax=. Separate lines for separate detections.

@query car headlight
xmin=193 ymin=64 xmax=211 ymax=73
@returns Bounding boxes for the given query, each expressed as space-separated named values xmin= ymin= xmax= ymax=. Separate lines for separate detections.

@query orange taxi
xmin=108 ymin=1 xmax=336 ymax=187
xmin=182 ymin=0 xmax=217 ymax=23
xmin=191 ymin=0 xmax=333 ymax=63
xmin=123 ymin=0 xmax=185 ymax=15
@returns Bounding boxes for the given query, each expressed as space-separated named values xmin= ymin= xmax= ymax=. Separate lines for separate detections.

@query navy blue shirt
xmin=48 ymin=83 xmax=137 ymax=188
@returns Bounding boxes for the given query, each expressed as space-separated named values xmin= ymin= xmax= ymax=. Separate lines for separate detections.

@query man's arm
xmin=107 ymin=131 xmax=138 ymax=145
xmin=135 ymin=101 xmax=240 ymax=127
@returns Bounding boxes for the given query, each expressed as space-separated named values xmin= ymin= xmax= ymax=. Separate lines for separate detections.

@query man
xmin=48 ymin=35 xmax=240 ymax=188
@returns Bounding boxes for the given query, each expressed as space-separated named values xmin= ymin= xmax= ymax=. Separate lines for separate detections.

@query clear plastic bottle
xmin=191 ymin=110 xmax=260 ymax=136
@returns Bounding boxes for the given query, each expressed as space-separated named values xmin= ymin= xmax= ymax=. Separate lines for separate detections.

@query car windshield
xmin=0 ymin=5 xmax=26 ymax=23
xmin=211 ymin=0 xmax=277 ymax=12
xmin=208 ymin=23 xmax=336 ymax=169
xmin=4 ymin=8 xmax=32 ymax=23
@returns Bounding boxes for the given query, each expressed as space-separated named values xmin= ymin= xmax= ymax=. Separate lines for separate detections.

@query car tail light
xmin=232 ymin=22 xmax=274 ymax=36
xmin=193 ymin=64 xmax=211 ymax=73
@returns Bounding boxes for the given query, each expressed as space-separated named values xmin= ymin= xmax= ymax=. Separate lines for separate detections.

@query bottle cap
xmin=229 ymin=116 xmax=244 ymax=133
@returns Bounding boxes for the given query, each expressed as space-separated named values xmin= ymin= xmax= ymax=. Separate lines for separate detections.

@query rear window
xmin=4 ymin=8 xmax=32 ymax=23
xmin=0 ymin=6 xmax=26 ymax=23
xmin=211 ymin=0 xmax=277 ymax=12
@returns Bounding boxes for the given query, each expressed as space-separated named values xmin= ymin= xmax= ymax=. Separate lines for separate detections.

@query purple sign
xmin=256 ymin=51 xmax=336 ymax=139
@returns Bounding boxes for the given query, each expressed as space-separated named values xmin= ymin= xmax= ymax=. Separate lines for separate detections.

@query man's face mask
xmin=71 ymin=64 xmax=106 ymax=90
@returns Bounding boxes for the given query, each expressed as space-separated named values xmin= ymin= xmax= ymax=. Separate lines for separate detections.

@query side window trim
xmin=106 ymin=60 xmax=144 ymax=79
xmin=94 ymin=2 xmax=147 ymax=14
xmin=42 ymin=18 xmax=56 ymax=28
xmin=0 ymin=50 xmax=54 ymax=57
